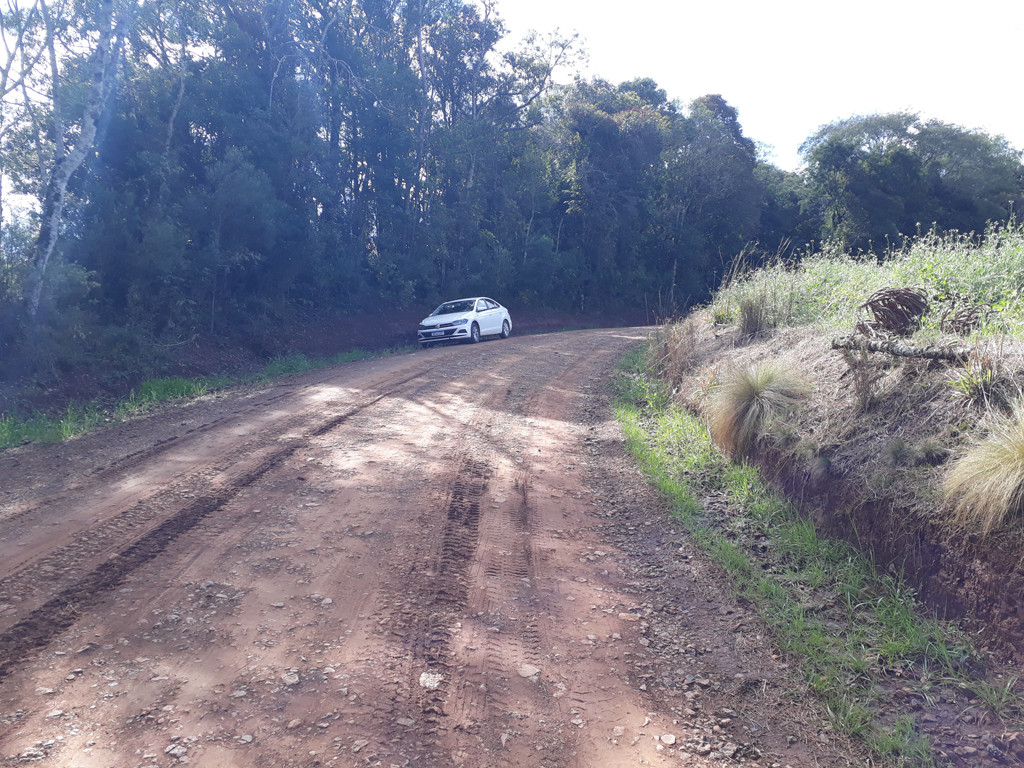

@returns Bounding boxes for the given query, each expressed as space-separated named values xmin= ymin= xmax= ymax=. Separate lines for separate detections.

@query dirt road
xmin=0 ymin=329 xmax=854 ymax=767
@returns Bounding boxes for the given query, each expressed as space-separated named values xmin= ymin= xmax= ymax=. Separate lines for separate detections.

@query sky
xmin=490 ymin=0 xmax=1024 ymax=171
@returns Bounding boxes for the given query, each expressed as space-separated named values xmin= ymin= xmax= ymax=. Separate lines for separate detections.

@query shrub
xmin=944 ymin=399 xmax=1024 ymax=535
xmin=707 ymin=362 xmax=810 ymax=458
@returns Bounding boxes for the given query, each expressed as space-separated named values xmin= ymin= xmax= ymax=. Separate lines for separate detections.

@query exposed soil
xmin=0 ymin=329 xmax=860 ymax=767
xmin=668 ymin=316 xmax=1024 ymax=665
xmin=662 ymin=315 xmax=1024 ymax=764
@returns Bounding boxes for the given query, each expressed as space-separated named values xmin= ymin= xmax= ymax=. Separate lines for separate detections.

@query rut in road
xmin=0 ymin=370 xmax=428 ymax=680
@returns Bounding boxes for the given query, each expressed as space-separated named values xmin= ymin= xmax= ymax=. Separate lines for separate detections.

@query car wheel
xmin=420 ymin=341 xmax=430 ymax=349
xmin=469 ymin=323 xmax=481 ymax=343
xmin=500 ymin=319 xmax=511 ymax=339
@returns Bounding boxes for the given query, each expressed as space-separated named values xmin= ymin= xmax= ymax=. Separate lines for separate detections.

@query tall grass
xmin=708 ymin=222 xmax=1024 ymax=337
xmin=706 ymin=362 xmax=810 ymax=457
xmin=944 ymin=399 xmax=1024 ymax=535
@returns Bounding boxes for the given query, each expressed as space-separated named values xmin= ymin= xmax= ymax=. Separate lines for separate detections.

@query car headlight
xmin=452 ymin=319 xmax=468 ymax=325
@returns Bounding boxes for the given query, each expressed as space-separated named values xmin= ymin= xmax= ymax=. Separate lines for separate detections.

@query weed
xmin=841 ymin=347 xmax=884 ymax=412
xmin=916 ymin=438 xmax=948 ymax=466
xmin=1 ymin=348 xmax=392 ymax=451
xmin=824 ymin=693 xmax=874 ymax=737
xmin=706 ymin=221 xmax=1024 ymax=337
xmin=263 ymin=352 xmax=314 ymax=377
xmin=865 ymin=716 xmax=936 ymax=767
xmin=711 ymin=305 xmax=733 ymax=325
xmin=738 ymin=293 xmax=770 ymax=338
xmin=885 ymin=438 xmax=913 ymax=466
xmin=944 ymin=398 xmax=1024 ymax=535
xmin=709 ymin=539 xmax=751 ymax=579
xmin=653 ymin=318 xmax=701 ymax=387
xmin=947 ymin=346 xmax=1006 ymax=408
xmin=969 ymin=675 xmax=1022 ymax=720
xmin=133 ymin=377 xmax=210 ymax=403
xmin=707 ymin=362 xmax=809 ymax=458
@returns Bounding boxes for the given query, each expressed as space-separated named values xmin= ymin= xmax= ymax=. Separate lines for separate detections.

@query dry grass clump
xmin=841 ymin=347 xmax=885 ymax=412
xmin=655 ymin=318 xmax=701 ymax=388
xmin=947 ymin=344 xmax=1009 ymax=409
xmin=707 ymin=362 xmax=810 ymax=458
xmin=739 ymin=293 xmax=772 ymax=339
xmin=944 ymin=399 xmax=1024 ymax=536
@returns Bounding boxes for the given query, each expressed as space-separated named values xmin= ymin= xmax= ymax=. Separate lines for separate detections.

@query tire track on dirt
xmin=370 ymin=348 xmax=597 ymax=767
xmin=0 ymin=372 xmax=427 ymax=680
xmin=0 ymin=366 xmax=427 ymax=529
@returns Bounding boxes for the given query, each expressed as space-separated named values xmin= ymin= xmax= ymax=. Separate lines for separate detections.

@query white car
xmin=417 ymin=297 xmax=512 ymax=347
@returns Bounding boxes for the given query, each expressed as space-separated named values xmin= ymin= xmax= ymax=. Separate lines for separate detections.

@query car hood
xmin=420 ymin=311 xmax=472 ymax=326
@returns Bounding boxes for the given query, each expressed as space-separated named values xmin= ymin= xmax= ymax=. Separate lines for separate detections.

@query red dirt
xmin=0 ymin=329 xmax=859 ymax=767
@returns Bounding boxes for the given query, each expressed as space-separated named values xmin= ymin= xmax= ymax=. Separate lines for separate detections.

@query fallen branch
xmin=831 ymin=336 xmax=972 ymax=362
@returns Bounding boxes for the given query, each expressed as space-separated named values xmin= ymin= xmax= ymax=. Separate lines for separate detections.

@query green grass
xmin=0 ymin=346 xmax=399 ymax=450
xmin=613 ymin=345 xmax=985 ymax=764
xmin=708 ymin=221 xmax=1024 ymax=338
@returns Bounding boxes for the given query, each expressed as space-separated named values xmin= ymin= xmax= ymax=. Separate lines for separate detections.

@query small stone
xmin=518 ymin=664 xmax=542 ymax=678
xmin=45 ymin=710 xmax=64 ymax=719
xmin=352 ymin=739 xmax=369 ymax=753
xmin=396 ymin=717 xmax=415 ymax=727
xmin=419 ymin=671 xmax=443 ymax=689
xmin=34 ymin=687 xmax=56 ymax=696
xmin=231 ymin=689 xmax=247 ymax=698
xmin=281 ymin=672 xmax=300 ymax=686
xmin=660 ymin=733 xmax=676 ymax=745
xmin=618 ymin=613 xmax=640 ymax=622
xmin=270 ymin=602 xmax=285 ymax=608
xmin=165 ymin=743 xmax=188 ymax=758
xmin=286 ymin=719 xmax=303 ymax=730
xmin=611 ymin=726 xmax=625 ymax=737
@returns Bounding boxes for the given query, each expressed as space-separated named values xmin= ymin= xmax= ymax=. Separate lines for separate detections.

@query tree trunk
xmin=831 ymin=335 xmax=972 ymax=362
xmin=26 ymin=0 xmax=117 ymax=320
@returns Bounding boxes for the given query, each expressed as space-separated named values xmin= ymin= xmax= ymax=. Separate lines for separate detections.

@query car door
xmin=475 ymin=299 xmax=497 ymax=335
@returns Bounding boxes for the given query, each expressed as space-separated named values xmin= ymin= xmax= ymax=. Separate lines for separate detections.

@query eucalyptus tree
xmin=23 ymin=0 xmax=133 ymax=320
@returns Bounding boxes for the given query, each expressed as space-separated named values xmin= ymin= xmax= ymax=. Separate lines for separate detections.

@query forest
xmin=1 ymin=0 xmax=1022 ymax=389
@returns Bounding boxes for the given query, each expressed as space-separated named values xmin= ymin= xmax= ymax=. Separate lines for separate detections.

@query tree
xmin=801 ymin=113 xmax=1024 ymax=251
xmin=25 ymin=0 xmax=130 ymax=320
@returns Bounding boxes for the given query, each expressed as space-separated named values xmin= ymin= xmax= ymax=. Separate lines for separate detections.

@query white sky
xmin=492 ymin=0 xmax=1024 ymax=171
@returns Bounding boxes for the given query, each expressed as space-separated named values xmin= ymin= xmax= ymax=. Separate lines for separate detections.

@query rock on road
xmin=0 ymin=329 xmax=855 ymax=767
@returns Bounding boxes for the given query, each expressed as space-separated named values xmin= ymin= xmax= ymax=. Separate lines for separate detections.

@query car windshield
xmin=431 ymin=300 xmax=475 ymax=316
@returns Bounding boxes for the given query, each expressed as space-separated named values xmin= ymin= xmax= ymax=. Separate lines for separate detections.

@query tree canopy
xmin=0 ymin=0 xmax=1021 ymax=385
